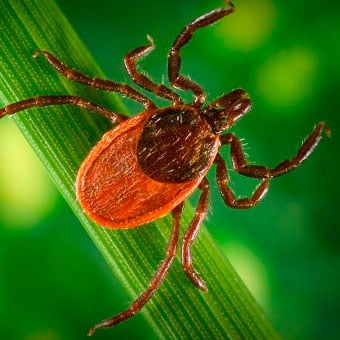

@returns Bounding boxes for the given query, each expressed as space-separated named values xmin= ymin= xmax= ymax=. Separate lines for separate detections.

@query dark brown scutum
xmin=137 ymin=107 xmax=217 ymax=183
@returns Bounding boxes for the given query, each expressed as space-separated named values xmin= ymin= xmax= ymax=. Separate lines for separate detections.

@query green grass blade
xmin=0 ymin=0 xmax=279 ymax=338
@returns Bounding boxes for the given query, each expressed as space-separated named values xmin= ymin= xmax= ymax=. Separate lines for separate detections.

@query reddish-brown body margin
xmin=76 ymin=109 xmax=220 ymax=229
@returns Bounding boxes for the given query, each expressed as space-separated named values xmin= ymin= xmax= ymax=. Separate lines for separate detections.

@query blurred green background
xmin=0 ymin=0 xmax=339 ymax=339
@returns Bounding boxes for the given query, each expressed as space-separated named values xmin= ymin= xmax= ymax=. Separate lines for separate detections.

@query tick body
xmin=0 ymin=0 xmax=330 ymax=336
xmin=77 ymin=106 xmax=219 ymax=229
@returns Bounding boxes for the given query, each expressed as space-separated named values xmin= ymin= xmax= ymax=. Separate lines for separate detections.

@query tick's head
xmin=203 ymin=88 xmax=252 ymax=134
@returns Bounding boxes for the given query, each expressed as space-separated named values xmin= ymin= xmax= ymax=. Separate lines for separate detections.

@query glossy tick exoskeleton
xmin=0 ymin=0 xmax=330 ymax=336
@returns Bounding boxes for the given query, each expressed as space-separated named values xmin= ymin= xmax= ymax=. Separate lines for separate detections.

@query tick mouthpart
xmin=224 ymin=89 xmax=251 ymax=110
xmin=204 ymin=88 xmax=252 ymax=134
xmin=232 ymin=93 xmax=252 ymax=114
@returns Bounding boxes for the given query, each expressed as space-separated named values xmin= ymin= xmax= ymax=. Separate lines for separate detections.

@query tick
xmin=0 ymin=0 xmax=330 ymax=336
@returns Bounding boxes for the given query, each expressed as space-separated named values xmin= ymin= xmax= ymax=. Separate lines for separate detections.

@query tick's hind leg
xmin=168 ymin=1 xmax=235 ymax=106
xmin=220 ymin=121 xmax=331 ymax=179
xmin=88 ymin=203 xmax=183 ymax=336
xmin=33 ymin=51 xmax=155 ymax=109
xmin=0 ymin=95 xmax=127 ymax=123
xmin=181 ymin=178 xmax=210 ymax=291
xmin=124 ymin=35 xmax=182 ymax=105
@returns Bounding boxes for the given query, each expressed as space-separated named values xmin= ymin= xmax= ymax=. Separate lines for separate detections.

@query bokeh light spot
xmin=257 ymin=47 xmax=318 ymax=108
xmin=0 ymin=120 xmax=57 ymax=229
xmin=215 ymin=0 xmax=277 ymax=52
xmin=222 ymin=241 xmax=269 ymax=308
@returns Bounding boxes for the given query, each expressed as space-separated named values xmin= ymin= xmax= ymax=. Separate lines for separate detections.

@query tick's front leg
xmin=168 ymin=1 xmax=235 ymax=106
xmin=220 ymin=121 xmax=330 ymax=179
xmin=215 ymin=153 xmax=270 ymax=209
xmin=124 ymin=35 xmax=182 ymax=105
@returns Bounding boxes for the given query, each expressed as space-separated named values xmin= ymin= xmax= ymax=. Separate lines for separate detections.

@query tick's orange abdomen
xmin=76 ymin=110 xmax=218 ymax=229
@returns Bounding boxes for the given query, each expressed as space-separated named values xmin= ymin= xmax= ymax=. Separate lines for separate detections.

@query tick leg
xmin=215 ymin=153 xmax=270 ymax=209
xmin=124 ymin=35 xmax=182 ymax=105
xmin=220 ymin=121 xmax=331 ymax=179
xmin=0 ymin=95 xmax=127 ymax=124
xmin=33 ymin=51 xmax=156 ymax=110
xmin=168 ymin=1 xmax=235 ymax=106
xmin=182 ymin=177 xmax=209 ymax=291
xmin=88 ymin=203 xmax=183 ymax=336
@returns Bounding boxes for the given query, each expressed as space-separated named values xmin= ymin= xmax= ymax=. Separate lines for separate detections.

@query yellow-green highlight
xmin=257 ymin=47 xmax=318 ymax=108
xmin=216 ymin=0 xmax=277 ymax=52
xmin=0 ymin=120 xmax=57 ymax=228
